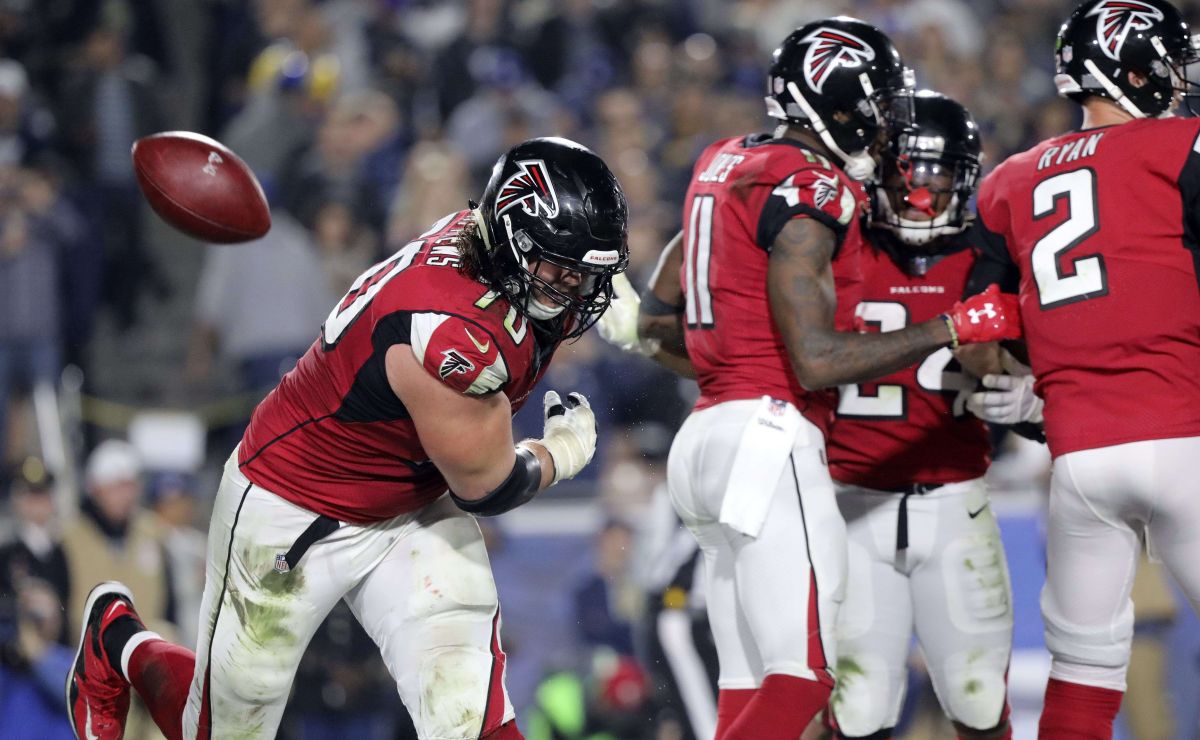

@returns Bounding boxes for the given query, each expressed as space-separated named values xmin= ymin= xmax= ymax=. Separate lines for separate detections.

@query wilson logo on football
xmin=438 ymin=349 xmax=476 ymax=379
xmin=801 ymin=27 xmax=876 ymax=94
xmin=495 ymin=159 xmax=560 ymax=219
xmin=1088 ymin=0 xmax=1164 ymax=61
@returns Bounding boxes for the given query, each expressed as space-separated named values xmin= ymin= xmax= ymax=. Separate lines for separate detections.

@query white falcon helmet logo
xmin=1088 ymin=0 xmax=1164 ymax=61
xmin=801 ymin=27 xmax=876 ymax=94
xmin=495 ymin=159 xmax=560 ymax=219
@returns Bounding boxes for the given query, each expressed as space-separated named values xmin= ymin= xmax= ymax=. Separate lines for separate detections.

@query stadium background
xmin=0 ymin=0 xmax=1197 ymax=738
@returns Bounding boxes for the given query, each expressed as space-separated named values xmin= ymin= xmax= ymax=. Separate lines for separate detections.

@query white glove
xmin=533 ymin=390 xmax=597 ymax=483
xmin=597 ymin=273 xmax=660 ymax=356
xmin=966 ymin=351 xmax=1044 ymax=424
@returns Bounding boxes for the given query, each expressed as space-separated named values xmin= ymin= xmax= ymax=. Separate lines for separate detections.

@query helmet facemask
xmin=780 ymin=73 xmax=915 ymax=181
xmin=1160 ymin=32 xmax=1200 ymax=116
xmin=872 ymin=151 xmax=977 ymax=248
xmin=498 ymin=212 xmax=626 ymax=339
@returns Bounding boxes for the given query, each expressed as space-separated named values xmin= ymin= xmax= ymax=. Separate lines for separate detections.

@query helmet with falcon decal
xmin=871 ymin=90 xmax=981 ymax=249
xmin=473 ymin=137 xmax=629 ymax=342
xmin=766 ymin=17 xmax=915 ymax=180
xmin=1055 ymin=0 xmax=1200 ymax=117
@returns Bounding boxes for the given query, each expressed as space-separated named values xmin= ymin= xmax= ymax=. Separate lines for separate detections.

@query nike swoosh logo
xmin=86 ymin=702 xmax=99 ymax=740
xmin=464 ymin=327 xmax=490 ymax=354
xmin=968 ymin=504 xmax=989 ymax=519
xmin=104 ymin=601 xmax=122 ymax=621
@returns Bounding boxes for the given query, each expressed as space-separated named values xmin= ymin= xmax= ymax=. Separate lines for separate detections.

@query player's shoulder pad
xmin=756 ymin=163 xmax=860 ymax=250
xmin=409 ymin=312 xmax=509 ymax=395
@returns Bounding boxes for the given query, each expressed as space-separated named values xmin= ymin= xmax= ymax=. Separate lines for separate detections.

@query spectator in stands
xmin=279 ymin=89 xmax=401 ymax=234
xmin=63 ymin=440 xmax=173 ymax=638
xmin=312 ymin=197 xmax=377 ymax=295
xmin=62 ymin=438 xmax=174 ymax=740
xmin=147 ymin=472 xmax=205 ymax=651
xmin=185 ymin=209 xmax=334 ymax=400
xmin=0 ymin=58 xmax=55 ymax=168
xmin=0 ymin=456 xmax=70 ymax=644
xmin=0 ymin=577 xmax=75 ymax=740
xmin=0 ymin=163 xmax=83 ymax=467
xmin=55 ymin=17 xmax=168 ymax=329
xmin=573 ymin=519 xmax=638 ymax=657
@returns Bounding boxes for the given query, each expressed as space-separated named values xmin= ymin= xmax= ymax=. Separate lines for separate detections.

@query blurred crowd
xmin=0 ymin=1 xmax=1196 ymax=738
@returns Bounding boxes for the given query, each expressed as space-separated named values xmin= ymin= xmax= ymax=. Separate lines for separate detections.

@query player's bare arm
xmin=770 ymin=218 xmax=953 ymax=389
xmin=385 ymin=345 xmax=550 ymax=495
xmin=637 ymin=231 xmax=696 ymax=377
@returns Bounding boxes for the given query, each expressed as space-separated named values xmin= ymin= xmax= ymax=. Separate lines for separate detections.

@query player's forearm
xmin=792 ymin=319 xmax=951 ymax=389
xmin=649 ymin=345 xmax=696 ymax=379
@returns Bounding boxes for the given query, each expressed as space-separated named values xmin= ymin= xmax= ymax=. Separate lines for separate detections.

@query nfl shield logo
xmin=274 ymin=553 xmax=290 ymax=574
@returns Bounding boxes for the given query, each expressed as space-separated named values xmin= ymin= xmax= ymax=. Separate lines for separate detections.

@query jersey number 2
xmin=837 ymin=302 xmax=971 ymax=419
xmin=1031 ymin=168 xmax=1108 ymax=309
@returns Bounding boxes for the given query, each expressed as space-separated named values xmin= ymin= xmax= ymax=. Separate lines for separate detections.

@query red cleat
xmin=66 ymin=582 xmax=142 ymax=740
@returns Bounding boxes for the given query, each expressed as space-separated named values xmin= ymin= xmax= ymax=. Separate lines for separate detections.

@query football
xmin=131 ymin=131 xmax=270 ymax=243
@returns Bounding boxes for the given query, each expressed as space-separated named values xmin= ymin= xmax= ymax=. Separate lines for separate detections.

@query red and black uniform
xmin=828 ymin=234 xmax=990 ymax=489
xmin=681 ymin=133 xmax=865 ymax=437
xmin=971 ymin=118 xmax=1200 ymax=458
xmin=239 ymin=210 xmax=554 ymax=523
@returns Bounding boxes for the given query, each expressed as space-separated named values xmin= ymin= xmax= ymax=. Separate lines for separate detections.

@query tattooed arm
xmin=637 ymin=231 xmax=696 ymax=378
xmin=768 ymin=218 xmax=952 ymax=390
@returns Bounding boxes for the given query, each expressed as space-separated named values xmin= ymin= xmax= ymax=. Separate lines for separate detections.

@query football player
xmin=599 ymin=17 xmax=1020 ymax=739
xmin=964 ymin=0 xmax=1200 ymax=735
xmin=827 ymin=92 xmax=1013 ymax=740
xmin=65 ymin=137 xmax=629 ymax=740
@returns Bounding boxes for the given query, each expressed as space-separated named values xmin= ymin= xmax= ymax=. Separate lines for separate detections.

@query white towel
xmin=719 ymin=396 xmax=807 ymax=538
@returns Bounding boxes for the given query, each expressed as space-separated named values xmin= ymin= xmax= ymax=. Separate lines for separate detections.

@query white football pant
xmin=666 ymin=399 xmax=846 ymax=689
xmin=1042 ymin=436 xmax=1200 ymax=690
xmin=831 ymin=478 xmax=1012 ymax=736
xmin=183 ymin=450 xmax=513 ymax=739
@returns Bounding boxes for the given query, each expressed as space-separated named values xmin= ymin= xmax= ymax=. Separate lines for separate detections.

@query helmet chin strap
xmin=525 ymin=296 xmax=566 ymax=320
xmin=1082 ymin=58 xmax=1148 ymax=118
xmin=786 ymin=80 xmax=877 ymax=181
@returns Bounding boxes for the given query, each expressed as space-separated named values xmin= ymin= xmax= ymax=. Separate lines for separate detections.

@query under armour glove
xmin=941 ymin=284 xmax=1022 ymax=347
xmin=966 ymin=351 xmax=1044 ymax=424
xmin=597 ymin=273 xmax=660 ymax=356
xmin=535 ymin=390 xmax=597 ymax=484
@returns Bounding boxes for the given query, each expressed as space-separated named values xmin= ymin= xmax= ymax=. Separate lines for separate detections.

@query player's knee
xmin=939 ymin=661 xmax=1008 ymax=731
xmin=217 ymin=653 xmax=296 ymax=705
xmin=415 ymin=646 xmax=499 ymax=738
xmin=830 ymin=653 xmax=900 ymax=738
xmin=1040 ymin=587 xmax=1133 ymax=670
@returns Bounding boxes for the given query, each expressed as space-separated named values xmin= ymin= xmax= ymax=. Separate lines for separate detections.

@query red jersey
xmin=680 ymin=134 xmax=865 ymax=435
xmin=974 ymin=117 xmax=1200 ymax=458
xmin=826 ymin=237 xmax=990 ymax=489
xmin=239 ymin=210 xmax=553 ymax=523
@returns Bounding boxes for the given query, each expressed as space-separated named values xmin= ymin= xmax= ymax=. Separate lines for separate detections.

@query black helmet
xmin=871 ymin=90 xmax=981 ymax=250
xmin=766 ymin=17 xmax=915 ymax=179
xmin=476 ymin=137 xmax=629 ymax=341
xmin=1055 ymin=0 xmax=1200 ymax=117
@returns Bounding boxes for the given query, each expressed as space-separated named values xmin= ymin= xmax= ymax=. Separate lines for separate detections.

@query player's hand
xmin=967 ymin=351 xmax=1044 ymax=424
xmin=538 ymin=390 xmax=597 ymax=483
xmin=597 ymin=273 xmax=661 ymax=356
xmin=943 ymin=284 xmax=1022 ymax=346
